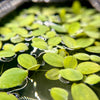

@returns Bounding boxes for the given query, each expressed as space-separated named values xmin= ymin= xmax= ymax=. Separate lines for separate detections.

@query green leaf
xmin=63 ymin=56 xmax=77 ymax=69
xmin=76 ymin=38 xmax=94 ymax=48
xmin=31 ymin=38 xmax=47 ymax=50
xmin=84 ymin=74 xmax=100 ymax=85
xmin=84 ymin=26 xmax=100 ymax=39
xmin=45 ymin=68 xmax=60 ymax=80
xmin=68 ymin=22 xmax=80 ymax=36
xmin=73 ymin=53 xmax=90 ymax=60
xmin=46 ymin=31 xmax=56 ymax=38
xmin=71 ymin=83 xmax=99 ymax=100
xmin=50 ymin=87 xmax=68 ymax=100
xmin=48 ymin=37 xmax=61 ymax=46
xmin=85 ymin=46 xmax=100 ymax=53
xmin=51 ymin=24 xmax=66 ymax=33
xmin=0 ymin=41 xmax=2 ymax=49
xmin=62 ymin=36 xmax=76 ymax=49
xmin=77 ymin=62 xmax=100 ymax=74
xmin=0 ymin=27 xmax=11 ymax=34
xmin=14 ymin=43 xmax=28 ymax=52
xmin=43 ymin=53 xmax=64 ymax=67
xmin=72 ymin=1 xmax=81 ymax=14
xmin=3 ymin=44 xmax=14 ymax=51
xmin=60 ymin=68 xmax=83 ymax=81
xmin=59 ymin=8 xmax=66 ymax=22
xmin=17 ymin=54 xmax=38 ymax=70
xmin=11 ymin=35 xmax=24 ymax=43
xmin=0 ymin=92 xmax=18 ymax=100
xmin=0 ymin=50 xmax=15 ymax=58
xmin=19 ymin=15 xmax=34 ymax=26
xmin=90 ymin=55 xmax=100 ymax=62
xmin=11 ymin=27 xmax=28 ymax=37
xmin=0 ymin=68 xmax=28 ymax=89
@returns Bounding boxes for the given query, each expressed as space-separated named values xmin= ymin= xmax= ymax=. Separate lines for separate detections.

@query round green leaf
xmin=77 ymin=62 xmax=100 ymax=74
xmin=85 ymin=46 xmax=100 ymax=53
xmin=84 ymin=74 xmax=100 ymax=85
xmin=43 ymin=53 xmax=64 ymax=67
xmin=45 ymin=68 xmax=60 ymax=80
xmin=0 ymin=68 xmax=28 ymax=89
xmin=48 ymin=37 xmax=61 ymax=46
xmin=14 ymin=43 xmax=28 ymax=52
xmin=68 ymin=22 xmax=80 ymax=36
xmin=51 ymin=24 xmax=66 ymax=33
xmin=17 ymin=54 xmax=37 ymax=70
xmin=31 ymin=38 xmax=47 ymax=50
xmin=19 ymin=15 xmax=34 ymax=26
xmin=0 ymin=92 xmax=18 ymax=100
xmin=11 ymin=27 xmax=28 ymax=37
xmin=64 ymin=56 xmax=77 ymax=69
xmin=0 ymin=50 xmax=15 ymax=58
xmin=46 ymin=31 xmax=56 ymax=38
xmin=62 ymin=36 xmax=76 ymax=49
xmin=90 ymin=55 xmax=100 ymax=62
xmin=76 ymin=38 xmax=94 ymax=48
xmin=3 ymin=44 xmax=14 ymax=51
xmin=71 ymin=83 xmax=99 ymax=100
xmin=73 ymin=53 xmax=90 ymax=60
xmin=50 ymin=87 xmax=68 ymax=100
xmin=10 ymin=35 xmax=24 ymax=43
xmin=60 ymin=68 xmax=83 ymax=81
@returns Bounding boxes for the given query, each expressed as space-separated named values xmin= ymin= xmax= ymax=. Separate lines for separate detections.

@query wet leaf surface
xmin=71 ymin=83 xmax=99 ymax=100
xmin=50 ymin=87 xmax=68 ymax=100
xmin=0 ymin=68 xmax=28 ymax=89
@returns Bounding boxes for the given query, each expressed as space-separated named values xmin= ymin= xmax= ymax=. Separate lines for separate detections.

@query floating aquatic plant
xmin=0 ymin=0 xmax=100 ymax=99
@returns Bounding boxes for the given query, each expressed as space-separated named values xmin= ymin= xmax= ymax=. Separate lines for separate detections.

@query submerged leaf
xmin=0 ymin=68 xmax=28 ymax=89
xmin=77 ymin=62 xmax=100 ymax=74
xmin=43 ymin=53 xmax=64 ymax=67
xmin=71 ymin=83 xmax=99 ymax=100
xmin=60 ymin=68 xmax=83 ymax=81
xmin=50 ymin=87 xmax=68 ymax=100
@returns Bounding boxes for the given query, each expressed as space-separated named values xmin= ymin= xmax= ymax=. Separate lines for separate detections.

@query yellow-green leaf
xmin=60 ymin=68 xmax=83 ymax=81
xmin=0 ymin=68 xmax=28 ymax=89
xmin=50 ymin=87 xmax=68 ymax=100
xmin=0 ymin=92 xmax=18 ymax=100
xmin=64 ymin=56 xmax=77 ymax=69
xmin=45 ymin=68 xmax=60 ymax=80
xmin=71 ymin=83 xmax=99 ymax=100
xmin=77 ymin=62 xmax=100 ymax=74
xmin=43 ymin=53 xmax=64 ymax=67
